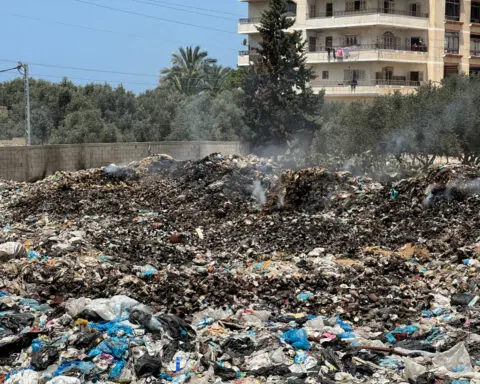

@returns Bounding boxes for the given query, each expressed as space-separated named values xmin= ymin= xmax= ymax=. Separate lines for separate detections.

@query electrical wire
xmin=143 ymin=0 xmax=243 ymax=17
xmin=71 ymin=0 xmax=236 ymax=35
xmin=126 ymin=0 xmax=236 ymax=21
xmin=0 ymin=59 xmax=158 ymax=78
xmin=5 ymin=13 xmax=238 ymax=52
xmin=0 ymin=65 xmax=21 ymax=73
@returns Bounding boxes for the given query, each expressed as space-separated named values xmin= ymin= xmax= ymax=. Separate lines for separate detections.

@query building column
xmin=427 ymin=0 xmax=445 ymax=82
xmin=460 ymin=0 xmax=472 ymax=73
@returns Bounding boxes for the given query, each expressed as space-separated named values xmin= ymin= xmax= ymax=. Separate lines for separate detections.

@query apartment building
xmin=238 ymin=0 xmax=480 ymax=101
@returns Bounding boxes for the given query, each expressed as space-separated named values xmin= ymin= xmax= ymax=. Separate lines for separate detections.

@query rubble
xmin=0 ymin=154 xmax=479 ymax=382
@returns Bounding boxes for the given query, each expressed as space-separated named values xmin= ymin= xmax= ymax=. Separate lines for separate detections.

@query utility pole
xmin=18 ymin=63 xmax=31 ymax=146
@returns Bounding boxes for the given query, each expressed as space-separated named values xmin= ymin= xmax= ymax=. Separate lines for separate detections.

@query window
xmin=345 ymin=35 xmax=358 ymax=46
xmin=322 ymin=71 xmax=329 ymax=79
xmin=384 ymin=0 xmax=395 ymax=13
xmin=383 ymin=32 xmax=396 ymax=49
xmin=345 ymin=1 xmax=366 ymax=12
xmin=309 ymin=37 xmax=317 ymax=52
xmin=310 ymin=4 xmax=316 ymax=17
xmin=445 ymin=32 xmax=460 ymax=54
xmin=471 ymin=38 xmax=480 ymax=56
xmin=472 ymin=3 xmax=480 ymax=23
xmin=325 ymin=36 xmax=333 ymax=48
xmin=410 ymin=3 xmax=420 ymax=16
xmin=344 ymin=69 xmax=366 ymax=81
xmin=326 ymin=3 xmax=333 ymax=17
xmin=446 ymin=0 xmax=460 ymax=21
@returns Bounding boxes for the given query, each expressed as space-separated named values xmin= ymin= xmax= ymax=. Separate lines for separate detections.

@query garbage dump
xmin=0 ymin=154 xmax=480 ymax=383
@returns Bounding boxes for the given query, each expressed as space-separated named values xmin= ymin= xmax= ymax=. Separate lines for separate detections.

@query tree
xmin=161 ymin=46 xmax=216 ymax=95
xmin=243 ymin=0 xmax=323 ymax=152
xmin=203 ymin=65 xmax=232 ymax=95
xmin=168 ymin=89 xmax=251 ymax=141
xmin=31 ymin=106 xmax=54 ymax=144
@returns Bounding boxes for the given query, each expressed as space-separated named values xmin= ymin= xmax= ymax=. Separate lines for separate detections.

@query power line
xmin=6 ymin=13 xmax=238 ymax=53
xmin=71 ymin=0 xmax=236 ymax=35
xmin=144 ymin=0 xmax=243 ymax=17
xmin=30 ymin=73 xmax=159 ymax=87
xmin=0 ymin=59 xmax=158 ymax=78
xmin=126 ymin=0 xmax=236 ymax=21
xmin=0 ymin=64 xmax=21 ymax=73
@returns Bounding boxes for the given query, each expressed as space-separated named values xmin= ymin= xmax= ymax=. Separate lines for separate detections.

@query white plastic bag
xmin=47 ymin=377 xmax=81 ymax=384
xmin=0 ymin=242 xmax=26 ymax=261
xmin=432 ymin=342 xmax=472 ymax=372
xmin=403 ymin=358 xmax=426 ymax=380
xmin=5 ymin=370 xmax=39 ymax=384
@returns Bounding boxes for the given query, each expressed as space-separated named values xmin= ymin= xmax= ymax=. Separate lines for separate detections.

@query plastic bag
xmin=281 ymin=329 xmax=311 ymax=350
xmin=109 ymin=360 xmax=126 ymax=378
xmin=403 ymin=358 xmax=427 ymax=380
xmin=0 ymin=242 xmax=26 ymax=261
xmin=86 ymin=295 xmax=139 ymax=321
xmin=385 ymin=325 xmax=419 ymax=343
xmin=54 ymin=361 xmax=96 ymax=377
xmin=336 ymin=317 xmax=354 ymax=332
xmin=433 ymin=342 xmax=473 ymax=373
xmin=305 ymin=317 xmax=324 ymax=331
xmin=64 ymin=297 xmax=89 ymax=318
xmin=88 ymin=337 xmax=129 ymax=359
xmin=5 ymin=370 xmax=39 ymax=384
xmin=47 ymin=377 xmax=81 ymax=384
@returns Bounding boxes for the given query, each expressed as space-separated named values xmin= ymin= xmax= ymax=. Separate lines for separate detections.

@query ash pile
xmin=0 ymin=154 xmax=480 ymax=383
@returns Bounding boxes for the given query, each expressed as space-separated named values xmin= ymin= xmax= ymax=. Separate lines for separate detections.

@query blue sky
xmin=0 ymin=0 xmax=246 ymax=93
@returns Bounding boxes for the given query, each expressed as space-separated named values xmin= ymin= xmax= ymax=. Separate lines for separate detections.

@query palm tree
xmin=203 ymin=65 xmax=232 ymax=95
xmin=161 ymin=46 xmax=216 ymax=95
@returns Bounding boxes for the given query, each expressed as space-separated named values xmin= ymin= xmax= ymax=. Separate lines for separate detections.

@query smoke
xmin=423 ymin=177 xmax=480 ymax=208
xmin=103 ymin=163 xmax=137 ymax=180
xmin=252 ymin=180 xmax=267 ymax=205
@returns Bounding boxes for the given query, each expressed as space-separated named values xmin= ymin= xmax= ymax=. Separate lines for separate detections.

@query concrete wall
xmin=0 ymin=141 xmax=248 ymax=182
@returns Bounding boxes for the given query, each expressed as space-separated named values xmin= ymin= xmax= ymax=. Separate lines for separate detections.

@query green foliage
xmin=161 ymin=46 xmax=219 ymax=95
xmin=168 ymin=89 xmax=251 ymax=141
xmin=312 ymin=74 xmax=480 ymax=170
xmin=243 ymin=0 xmax=324 ymax=151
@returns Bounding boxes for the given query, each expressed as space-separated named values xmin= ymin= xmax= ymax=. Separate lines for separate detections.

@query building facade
xmin=238 ymin=0 xmax=480 ymax=101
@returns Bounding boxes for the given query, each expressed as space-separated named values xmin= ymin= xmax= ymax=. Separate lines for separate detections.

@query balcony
xmin=306 ymin=43 xmax=428 ymax=64
xmin=311 ymin=79 xmax=422 ymax=98
xmin=444 ymin=47 xmax=460 ymax=55
xmin=238 ymin=50 xmax=261 ymax=67
xmin=306 ymin=8 xmax=429 ymax=30
xmin=238 ymin=5 xmax=296 ymax=34
xmin=238 ymin=17 xmax=262 ymax=34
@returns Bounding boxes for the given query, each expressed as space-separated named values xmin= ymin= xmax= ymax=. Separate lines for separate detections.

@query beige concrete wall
xmin=0 ymin=141 xmax=249 ymax=182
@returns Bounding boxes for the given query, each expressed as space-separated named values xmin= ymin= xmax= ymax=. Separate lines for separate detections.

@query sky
xmin=0 ymin=0 xmax=246 ymax=93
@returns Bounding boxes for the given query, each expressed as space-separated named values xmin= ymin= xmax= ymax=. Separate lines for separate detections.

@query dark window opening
xmin=325 ymin=36 xmax=333 ymax=48
xmin=446 ymin=0 xmax=460 ymax=21
xmin=326 ymin=3 xmax=333 ymax=17
xmin=472 ymin=3 xmax=480 ymax=23
xmin=322 ymin=71 xmax=329 ymax=79
xmin=309 ymin=37 xmax=317 ymax=52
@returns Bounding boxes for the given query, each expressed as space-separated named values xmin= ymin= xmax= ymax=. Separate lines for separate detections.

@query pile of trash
xmin=0 ymin=154 xmax=480 ymax=383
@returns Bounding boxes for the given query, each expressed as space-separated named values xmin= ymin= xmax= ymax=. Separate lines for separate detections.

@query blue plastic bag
xmin=54 ymin=361 xmax=96 ymax=377
xmin=31 ymin=338 xmax=46 ymax=352
xmin=281 ymin=329 xmax=311 ymax=350
xmin=297 ymin=292 xmax=314 ymax=301
xmin=90 ymin=321 xmax=133 ymax=337
xmin=336 ymin=317 xmax=354 ymax=332
xmin=109 ymin=360 xmax=126 ymax=378
xmin=385 ymin=325 xmax=419 ymax=344
xmin=88 ymin=337 xmax=129 ymax=359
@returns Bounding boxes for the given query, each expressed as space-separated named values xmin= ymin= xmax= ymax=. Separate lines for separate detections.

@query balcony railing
xmin=308 ymin=43 xmax=428 ymax=53
xmin=239 ymin=17 xmax=262 ymax=24
xmin=239 ymin=7 xmax=296 ymax=24
xmin=471 ymin=50 xmax=480 ymax=57
xmin=445 ymin=47 xmax=460 ymax=54
xmin=311 ymin=79 xmax=422 ymax=87
xmin=308 ymin=8 xmax=428 ymax=19
xmin=445 ymin=14 xmax=461 ymax=21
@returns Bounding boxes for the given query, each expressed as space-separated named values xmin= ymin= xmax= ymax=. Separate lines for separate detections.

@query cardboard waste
xmin=0 ymin=154 xmax=479 ymax=382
